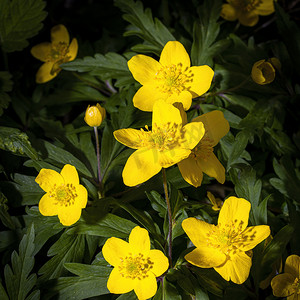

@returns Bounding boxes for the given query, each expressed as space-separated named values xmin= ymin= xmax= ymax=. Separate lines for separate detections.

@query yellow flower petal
xmin=38 ymin=193 xmax=58 ymax=216
xmin=185 ymin=247 xmax=226 ymax=268
xmin=60 ymin=164 xmax=79 ymax=186
xmin=189 ymin=66 xmax=214 ymax=97
xmin=254 ymin=0 xmax=274 ymax=16
xmin=192 ymin=110 xmax=230 ymax=146
xmin=102 ymin=237 xmax=130 ymax=267
xmin=271 ymin=273 xmax=295 ymax=297
xmin=149 ymin=249 xmax=169 ymax=277
xmin=214 ymin=252 xmax=252 ymax=284
xmin=182 ymin=217 xmax=215 ymax=248
xmin=159 ymin=41 xmax=190 ymax=69
xmin=35 ymin=168 xmax=63 ymax=192
xmin=159 ymin=148 xmax=191 ymax=168
xmin=129 ymin=226 xmax=150 ymax=254
xmin=114 ymin=128 xmax=150 ymax=149
xmin=128 ymin=54 xmax=161 ymax=85
xmin=221 ymin=4 xmax=238 ymax=21
xmin=182 ymin=121 xmax=205 ymax=150
xmin=75 ymin=184 xmax=88 ymax=209
xmin=35 ymin=62 xmax=59 ymax=83
xmin=197 ymin=152 xmax=226 ymax=184
xmin=178 ymin=156 xmax=204 ymax=187
xmin=218 ymin=197 xmax=250 ymax=231
xmin=107 ymin=267 xmax=135 ymax=294
xmin=152 ymin=100 xmax=182 ymax=128
xmin=57 ymin=205 xmax=82 ymax=226
xmin=239 ymin=225 xmax=270 ymax=252
xmin=166 ymin=90 xmax=192 ymax=111
xmin=30 ymin=42 xmax=52 ymax=62
xmin=251 ymin=59 xmax=275 ymax=85
xmin=133 ymin=84 xmax=164 ymax=112
xmin=122 ymin=149 xmax=162 ymax=186
xmin=67 ymin=38 xmax=78 ymax=61
xmin=285 ymin=255 xmax=300 ymax=279
xmin=51 ymin=24 xmax=70 ymax=45
xmin=239 ymin=11 xmax=259 ymax=27
xmin=134 ymin=272 xmax=157 ymax=300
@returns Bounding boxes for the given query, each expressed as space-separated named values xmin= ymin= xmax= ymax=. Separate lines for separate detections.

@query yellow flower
xmin=102 ymin=226 xmax=169 ymax=300
xmin=31 ymin=24 xmax=78 ymax=83
xmin=178 ymin=110 xmax=229 ymax=187
xmin=207 ymin=191 xmax=223 ymax=211
xmin=271 ymin=255 xmax=300 ymax=299
xmin=113 ymin=100 xmax=205 ymax=186
xmin=182 ymin=196 xmax=270 ymax=284
xmin=251 ymin=57 xmax=281 ymax=85
xmin=127 ymin=41 xmax=214 ymax=111
xmin=35 ymin=164 xmax=87 ymax=226
xmin=221 ymin=0 xmax=274 ymax=27
xmin=84 ymin=103 xmax=106 ymax=127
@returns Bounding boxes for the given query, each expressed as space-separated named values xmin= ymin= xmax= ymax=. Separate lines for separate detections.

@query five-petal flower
xmin=182 ymin=196 xmax=270 ymax=284
xmin=35 ymin=164 xmax=87 ymax=226
xmin=271 ymin=255 xmax=300 ymax=300
xmin=178 ymin=110 xmax=229 ymax=187
xmin=31 ymin=24 xmax=78 ymax=83
xmin=102 ymin=226 xmax=169 ymax=300
xmin=113 ymin=100 xmax=205 ymax=186
xmin=221 ymin=0 xmax=274 ymax=27
xmin=127 ymin=41 xmax=214 ymax=111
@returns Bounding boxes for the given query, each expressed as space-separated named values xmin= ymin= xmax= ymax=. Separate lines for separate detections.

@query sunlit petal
xmin=107 ymin=267 xmax=135 ymax=294
xmin=38 ymin=193 xmax=58 ymax=216
xmin=60 ymin=164 xmax=79 ymax=185
xmin=129 ymin=226 xmax=150 ymax=254
xmin=114 ymin=128 xmax=150 ymax=149
xmin=35 ymin=168 xmax=63 ymax=192
xmin=134 ymin=273 xmax=157 ymax=300
xmin=149 ymin=249 xmax=169 ymax=277
xmin=189 ymin=65 xmax=214 ymax=97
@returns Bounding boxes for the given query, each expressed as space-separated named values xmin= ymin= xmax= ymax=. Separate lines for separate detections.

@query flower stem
xmin=94 ymin=126 xmax=103 ymax=197
xmin=162 ymin=168 xmax=172 ymax=267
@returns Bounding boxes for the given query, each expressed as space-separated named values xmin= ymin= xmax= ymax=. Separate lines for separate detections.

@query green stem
xmin=94 ymin=126 xmax=103 ymax=197
xmin=162 ymin=168 xmax=172 ymax=267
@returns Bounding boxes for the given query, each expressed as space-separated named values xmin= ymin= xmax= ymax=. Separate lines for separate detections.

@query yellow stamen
xmin=49 ymin=183 xmax=77 ymax=207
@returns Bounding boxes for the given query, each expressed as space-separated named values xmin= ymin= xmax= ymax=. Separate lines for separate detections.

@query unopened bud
xmin=84 ymin=103 xmax=106 ymax=127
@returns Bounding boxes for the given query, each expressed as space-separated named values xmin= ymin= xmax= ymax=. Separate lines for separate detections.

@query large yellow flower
xmin=31 ymin=24 xmax=78 ymax=83
xmin=178 ymin=110 xmax=229 ymax=187
xmin=182 ymin=197 xmax=270 ymax=284
xmin=114 ymin=101 xmax=205 ymax=187
xmin=127 ymin=41 xmax=214 ymax=111
xmin=271 ymin=255 xmax=300 ymax=299
xmin=102 ymin=226 xmax=169 ymax=300
xmin=221 ymin=0 xmax=274 ymax=27
xmin=35 ymin=164 xmax=87 ymax=226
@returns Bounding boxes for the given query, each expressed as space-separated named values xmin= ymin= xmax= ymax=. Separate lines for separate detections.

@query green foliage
xmin=0 ymin=72 xmax=13 ymax=116
xmin=0 ymin=0 xmax=47 ymax=52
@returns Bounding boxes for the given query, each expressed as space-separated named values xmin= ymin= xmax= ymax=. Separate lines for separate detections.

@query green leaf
xmin=114 ymin=0 xmax=175 ymax=55
xmin=0 ymin=280 xmax=9 ymax=300
xmin=62 ymin=52 xmax=134 ymax=88
xmin=153 ymin=277 xmax=181 ymax=300
xmin=64 ymin=263 xmax=111 ymax=278
xmin=146 ymin=190 xmax=167 ymax=218
xmin=0 ymin=0 xmax=47 ymax=52
xmin=191 ymin=0 xmax=229 ymax=66
xmin=3 ymin=224 xmax=39 ymax=300
xmin=0 ymin=127 xmax=39 ymax=160
xmin=0 ymin=72 xmax=13 ymax=116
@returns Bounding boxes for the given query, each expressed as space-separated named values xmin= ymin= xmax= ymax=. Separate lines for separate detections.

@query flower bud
xmin=84 ymin=103 xmax=106 ymax=127
xmin=251 ymin=58 xmax=280 ymax=85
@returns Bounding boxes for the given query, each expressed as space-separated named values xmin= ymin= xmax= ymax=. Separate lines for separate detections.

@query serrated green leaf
xmin=0 ymin=127 xmax=39 ymax=160
xmin=153 ymin=277 xmax=181 ymax=300
xmin=3 ymin=224 xmax=39 ymax=300
xmin=0 ymin=0 xmax=47 ymax=52
xmin=114 ymin=0 xmax=175 ymax=55
xmin=146 ymin=190 xmax=167 ymax=218
xmin=64 ymin=263 xmax=111 ymax=278
xmin=0 ymin=280 xmax=9 ymax=300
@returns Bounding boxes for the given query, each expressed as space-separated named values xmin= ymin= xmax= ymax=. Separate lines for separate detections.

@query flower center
xmin=49 ymin=183 xmax=78 ymax=207
xmin=118 ymin=253 xmax=154 ymax=280
xmin=140 ymin=123 xmax=185 ymax=151
xmin=47 ymin=42 xmax=69 ymax=63
xmin=229 ymin=0 xmax=261 ymax=11
xmin=190 ymin=135 xmax=213 ymax=160
xmin=155 ymin=63 xmax=194 ymax=95
xmin=206 ymin=220 xmax=256 ymax=256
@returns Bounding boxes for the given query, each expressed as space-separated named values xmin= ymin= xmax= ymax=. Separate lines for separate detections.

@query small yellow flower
xmin=31 ymin=24 xmax=78 ymax=83
xmin=35 ymin=164 xmax=87 ymax=226
xmin=127 ymin=41 xmax=214 ymax=111
xmin=207 ymin=191 xmax=223 ymax=211
xmin=251 ymin=57 xmax=281 ymax=85
xmin=102 ymin=226 xmax=169 ymax=300
xmin=113 ymin=100 xmax=205 ymax=186
xmin=271 ymin=255 xmax=300 ymax=299
xmin=221 ymin=0 xmax=274 ymax=27
xmin=84 ymin=103 xmax=106 ymax=127
xmin=178 ymin=110 xmax=229 ymax=187
xmin=182 ymin=196 xmax=270 ymax=284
